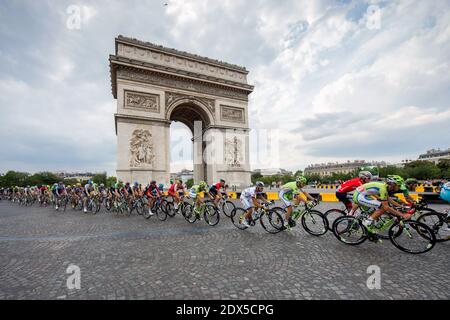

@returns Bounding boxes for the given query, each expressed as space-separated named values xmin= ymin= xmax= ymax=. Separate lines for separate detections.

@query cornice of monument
xmin=116 ymin=35 xmax=249 ymax=74
xmin=110 ymin=58 xmax=253 ymax=102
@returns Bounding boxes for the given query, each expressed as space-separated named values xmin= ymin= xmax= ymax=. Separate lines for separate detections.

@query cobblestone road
xmin=0 ymin=200 xmax=448 ymax=300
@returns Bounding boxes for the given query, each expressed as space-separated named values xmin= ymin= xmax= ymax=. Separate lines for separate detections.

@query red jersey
xmin=337 ymin=178 xmax=363 ymax=193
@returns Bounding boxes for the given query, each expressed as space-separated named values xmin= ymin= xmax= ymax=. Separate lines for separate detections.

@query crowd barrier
xmin=170 ymin=191 xmax=440 ymax=203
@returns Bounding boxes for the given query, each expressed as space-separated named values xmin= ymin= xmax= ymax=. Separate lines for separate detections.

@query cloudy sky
xmin=1 ymin=0 xmax=449 ymax=176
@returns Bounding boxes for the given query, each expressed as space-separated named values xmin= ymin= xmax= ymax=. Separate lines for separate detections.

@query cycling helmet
xmin=255 ymin=181 xmax=264 ymax=188
xmin=442 ymin=182 xmax=450 ymax=191
xmin=199 ymin=181 xmax=207 ymax=190
xmin=405 ymin=178 xmax=418 ymax=185
xmin=100 ymin=183 xmax=105 ymax=187
xmin=296 ymin=176 xmax=307 ymax=184
xmin=359 ymin=171 xmax=373 ymax=180
xmin=88 ymin=180 xmax=93 ymax=185
xmin=158 ymin=183 xmax=164 ymax=189
xmin=134 ymin=181 xmax=139 ymax=187
xmin=386 ymin=175 xmax=404 ymax=185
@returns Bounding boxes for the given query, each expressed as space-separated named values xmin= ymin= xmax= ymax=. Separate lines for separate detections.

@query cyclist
xmin=279 ymin=176 xmax=317 ymax=228
xmin=144 ymin=180 xmax=160 ymax=215
xmin=168 ymin=179 xmax=185 ymax=210
xmin=208 ymin=179 xmax=227 ymax=206
xmin=440 ymin=181 xmax=450 ymax=203
xmin=240 ymin=181 xmax=270 ymax=227
xmin=55 ymin=181 xmax=67 ymax=210
xmin=83 ymin=180 xmax=97 ymax=213
xmin=389 ymin=177 xmax=418 ymax=206
xmin=336 ymin=171 xmax=372 ymax=212
xmin=353 ymin=175 xmax=413 ymax=230
xmin=189 ymin=181 xmax=209 ymax=218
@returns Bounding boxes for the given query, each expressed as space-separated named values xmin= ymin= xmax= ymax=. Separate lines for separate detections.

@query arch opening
xmin=168 ymin=102 xmax=211 ymax=184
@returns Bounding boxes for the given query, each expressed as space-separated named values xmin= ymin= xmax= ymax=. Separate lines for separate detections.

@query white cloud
xmin=1 ymin=0 xmax=449 ymax=175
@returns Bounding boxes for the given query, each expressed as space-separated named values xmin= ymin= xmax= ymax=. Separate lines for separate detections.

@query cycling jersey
xmin=145 ymin=184 xmax=158 ymax=197
xmin=353 ymin=182 xmax=388 ymax=209
xmin=209 ymin=182 xmax=223 ymax=196
xmin=189 ymin=185 xmax=206 ymax=198
xmin=55 ymin=184 xmax=66 ymax=196
xmin=440 ymin=182 xmax=450 ymax=203
xmin=168 ymin=183 xmax=184 ymax=196
xmin=337 ymin=178 xmax=363 ymax=193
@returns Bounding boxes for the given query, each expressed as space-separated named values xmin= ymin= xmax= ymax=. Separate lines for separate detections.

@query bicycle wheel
xmin=332 ymin=216 xmax=367 ymax=245
xmin=260 ymin=209 xmax=284 ymax=234
xmin=165 ymin=202 xmax=176 ymax=217
xmin=389 ymin=220 xmax=436 ymax=254
xmin=135 ymin=201 xmax=144 ymax=215
xmin=222 ymin=201 xmax=235 ymax=218
xmin=183 ymin=204 xmax=197 ymax=223
xmin=301 ymin=210 xmax=328 ymax=236
xmin=156 ymin=204 xmax=168 ymax=221
xmin=143 ymin=205 xmax=152 ymax=219
xmin=204 ymin=204 xmax=220 ymax=226
xmin=62 ymin=198 xmax=67 ymax=212
xmin=417 ymin=212 xmax=450 ymax=242
xmin=323 ymin=209 xmax=346 ymax=231
xmin=230 ymin=208 xmax=249 ymax=230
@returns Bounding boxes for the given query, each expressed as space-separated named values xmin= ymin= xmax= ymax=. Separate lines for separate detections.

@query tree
xmin=106 ymin=176 xmax=117 ymax=188
xmin=28 ymin=172 xmax=59 ymax=186
xmin=294 ymin=170 xmax=303 ymax=177
xmin=92 ymin=173 xmax=107 ymax=185
xmin=251 ymin=172 xmax=263 ymax=184
xmin=403 ymin=160 xmax=440 ymax=180
xmin=186 ymin=179 xmax=194 ymax=188
xmin=0 ymin=171 xmax=30 ymax=187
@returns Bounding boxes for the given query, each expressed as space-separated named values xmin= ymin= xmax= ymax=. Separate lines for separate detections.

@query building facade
xmin=304 ymin=160 xmax=386 ymax=176
xmin=418 ymin=148 xmax=450 ymax=164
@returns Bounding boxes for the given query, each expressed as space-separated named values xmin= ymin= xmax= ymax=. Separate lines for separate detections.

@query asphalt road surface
xmin=0 ymin=200 xmax=448 ymax=300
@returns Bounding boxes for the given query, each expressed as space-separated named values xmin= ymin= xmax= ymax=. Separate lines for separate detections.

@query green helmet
xmin=386 ymin=175 xmax=404 ymax=186
xmin=405 ymin=178 xmax=418 ymax=185
xmin=199 ymin=181 xmax=207 ymax=190
xmin=296 ymin=176 xmax=307 ymax=184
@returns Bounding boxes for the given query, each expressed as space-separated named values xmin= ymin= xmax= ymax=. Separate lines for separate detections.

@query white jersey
xmin=241 ymin=186 xmax=257 ymax=199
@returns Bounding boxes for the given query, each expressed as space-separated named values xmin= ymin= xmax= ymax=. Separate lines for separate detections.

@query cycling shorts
xmin=355 ymin=193 xmax=382 ymax=209
xmin=240 ymin=196 xmax=252 ymax=210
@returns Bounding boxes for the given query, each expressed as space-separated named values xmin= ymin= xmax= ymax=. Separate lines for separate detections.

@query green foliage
xmin=186 ymin=179 xmax=194 ymax=188
xmin=251 ymin=172 xmax=263 ymax=184
xmin=304 ymin=160 xmax=450 ymax=184
xmin=92 ymin=173 xmax=107 ymax=185
xmin=106 ymin=176 xmax=117 ymax=188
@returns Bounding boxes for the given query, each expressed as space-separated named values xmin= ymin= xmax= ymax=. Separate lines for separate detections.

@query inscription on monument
xmin=220 ymin=105 xmax=245 ymax=123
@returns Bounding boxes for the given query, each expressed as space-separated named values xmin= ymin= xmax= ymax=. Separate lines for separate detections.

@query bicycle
xmin=85 ymin=195 xmax=101 ymax=214
xmin=332 ymin=210 xmax=436 ymax=254
xmin=205 ymin=192 xmax=235 ymax=218
xmin=416 ymin=208 xmax=450 ymax=242
xmin=231 ymin=201 xmax=284 ymax=234
xmin=143 ymin=196 xmax=168 ymax=221
xmin=184 ymin=200 xmax=220 ymax=226
xmin=55 ymin=195 xmax=68 ymax=212
xmin=277 ymin=201 xmax=328 ymax=236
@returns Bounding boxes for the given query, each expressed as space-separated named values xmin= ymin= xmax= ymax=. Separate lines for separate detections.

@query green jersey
xmin=353 ymin=182 xmax=388 ymax=202
xmin=280 ymin=181 xmax=301 ymax=200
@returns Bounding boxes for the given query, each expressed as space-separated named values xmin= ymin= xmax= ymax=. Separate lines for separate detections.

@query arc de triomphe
xmin=109 ymin=36 xmax=254 ymax=187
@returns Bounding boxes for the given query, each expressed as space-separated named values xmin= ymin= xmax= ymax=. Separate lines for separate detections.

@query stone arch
xmin=165 ymin=96 xmax=215 ymax=132
xmin=110 ymin=36 xmax=253 ymax=187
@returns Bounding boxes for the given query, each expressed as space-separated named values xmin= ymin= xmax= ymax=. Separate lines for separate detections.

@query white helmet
xmin=359 ymin=171 xmax=372 ymax=180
